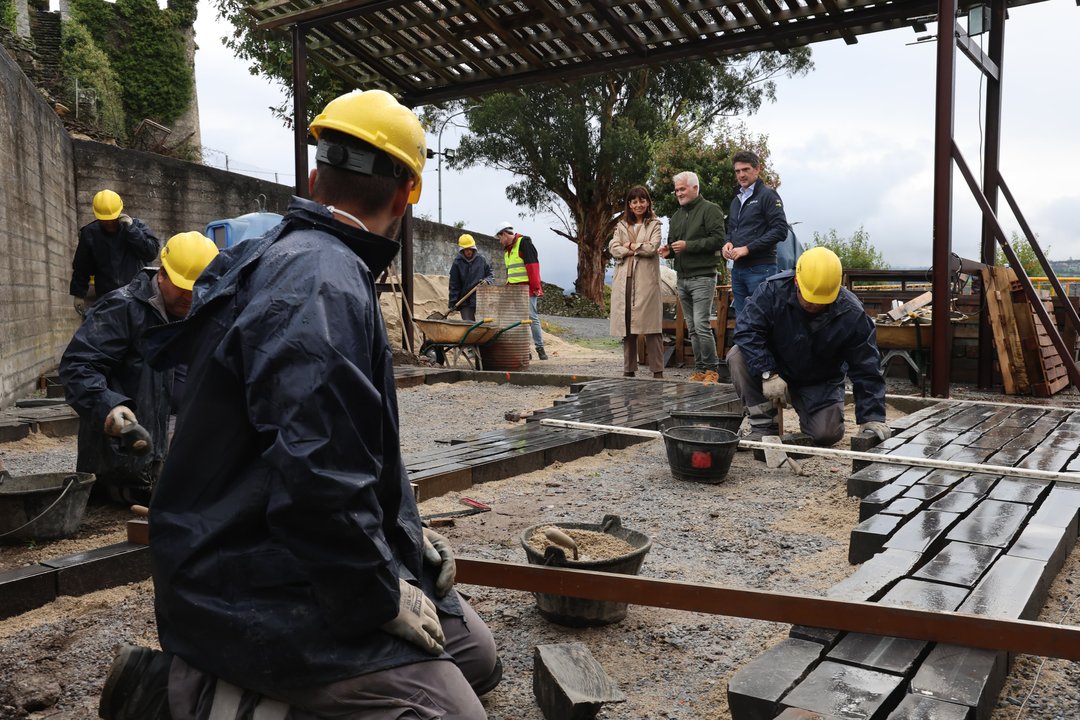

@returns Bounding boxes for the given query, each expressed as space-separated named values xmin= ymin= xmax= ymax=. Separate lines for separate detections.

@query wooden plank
xmin=533 ymin=643 xmax=626 ymax=719
xmin=886 ymin=290 xmax=933 ymax=321
xmin=981 ymin=267 xmax=1026 ymax=394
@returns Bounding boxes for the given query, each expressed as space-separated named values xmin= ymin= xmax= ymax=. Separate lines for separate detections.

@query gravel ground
xmin=1 ymin=333 xmax=1079 ymax=719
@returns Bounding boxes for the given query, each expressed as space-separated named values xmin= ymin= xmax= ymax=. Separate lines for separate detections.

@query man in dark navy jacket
xmin=727 ymin=247 xmax=889 ymax=447
xmin=722 ymin=151 xmax=789 ymax=316
xmin=98 ymin=91 xmax=499 ymax=720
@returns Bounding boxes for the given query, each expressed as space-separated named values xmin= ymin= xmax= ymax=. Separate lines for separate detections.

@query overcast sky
xmin=194 ymin=0 xmax=1079 ymax=291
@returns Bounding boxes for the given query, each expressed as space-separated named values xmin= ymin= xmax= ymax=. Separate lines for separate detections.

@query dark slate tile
xmin=726 ymin=638 xmax=824 ymax=720
xmin=909 ymin=644 xmax=1007 ymax=720
xmin=882 ymin=497 xmax=924 ymax=518
xmin=827 ymin=632 xmax=927 ymax=676
xmin=945 ymin=500 xmax=1030 ymax=549
xmin=775 ymin=709 xmax=841 ymax=720
xmin=827 ymin=549 xmax=923 ymax=603
xmin=944 ymin=448 xmax=996 ymax=464
xmin=860 ymin=485 xmax=908 ymax=521
xmin=958 ymin=554 xmax=1048 ymax=621
xmin=912 ymin=542 xmax=1000 ymax=588
xmin=780 ymin=660 xmax=905 ymax=720
xmin=885 ymin=692 xmax=972 ymax=720
xmin=1030 ymin=486 xmax=1080 ymax=532
xmin=929 ymin=492 xmax=981 ymax=515
xmin=789 ymin=626 xmax=842 ymax=648
xmin=41 ymin=543 xmax=151 ymax=597
xmin=1007 ymin=523 xmax=1071 ymax=576
xmin=883 ymin=511 xmax=961 ymax=555
xmin=952 ymin=476 xmax=999 ymax=495
xmin=893 ymin=468 xmax=932 ymax=487
xmin=987 ymin=478 xmax=1050 ymax=505
xmin=879 ymin=578 xmax=969 ymax=612
xmin=902 ymin=485 xmax=949 ymax=502
xmin=918 ymin=470 xmax=969 ymax=487
xmin=848 ymin=464 xmax=907 ymax=498
xmin=850 ymin=514 xmax=904 ymax=565
xmin=0 ymin=564 xmax=57 ymax=620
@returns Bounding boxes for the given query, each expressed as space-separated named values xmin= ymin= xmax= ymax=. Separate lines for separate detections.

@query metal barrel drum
xmin=475 ymin=284 xmax=531 ymax=371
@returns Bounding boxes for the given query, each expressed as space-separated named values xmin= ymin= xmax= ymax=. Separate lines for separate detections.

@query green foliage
xmin=1 ymin=0 xmax=17 ymax=34
xmin=995 ymin=231 xmax=1048 ymax=277
xmin=60 ymin=19 xmax=127 ymax=139
xmin=810 ymin=226 xmax=888 ymax=270
xmin=648 ymin=125 xmax=776 ymax=220
xmin=68 ymin=0 xmax=195 ymax=130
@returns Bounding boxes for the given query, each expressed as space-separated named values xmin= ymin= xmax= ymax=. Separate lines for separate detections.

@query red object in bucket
xmin=690 ymin=451 xmax=712 ymax=469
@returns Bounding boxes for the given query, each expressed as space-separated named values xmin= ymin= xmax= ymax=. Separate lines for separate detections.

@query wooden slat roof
xmin=247 ymin=0 xmax=1045 ymax=106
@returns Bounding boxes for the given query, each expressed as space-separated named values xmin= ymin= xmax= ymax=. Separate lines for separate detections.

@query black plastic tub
xmin=520 ymin=515 xmax=651 ymax=627
xmin=0 ymin=472 xmax=96 ymax=543
xmin=661 ymin=425 xmax=739 ymax=483
xmin=663 ymin=410 xmax=744 ymax=434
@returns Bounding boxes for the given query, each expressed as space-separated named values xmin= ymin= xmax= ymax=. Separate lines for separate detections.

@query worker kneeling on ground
xmin=60 ymin=232 xmax=218 ymax=505
xmin=726 ymin=246 xmax=890 ymax=447
xmin=98 ymin=90 xmax=501 ymax=720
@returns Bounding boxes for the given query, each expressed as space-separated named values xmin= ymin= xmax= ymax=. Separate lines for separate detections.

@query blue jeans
xmin=529 ymin=295 xmax=544 ymax=350
xmin=731 ymin=263 xmax=778 ymax=317
xmin=676 ymin=275 xmax=718 ymax=372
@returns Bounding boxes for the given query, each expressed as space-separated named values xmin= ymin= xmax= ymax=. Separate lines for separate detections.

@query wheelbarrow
xmin=415 ymin=317 xmax=531 ymax=370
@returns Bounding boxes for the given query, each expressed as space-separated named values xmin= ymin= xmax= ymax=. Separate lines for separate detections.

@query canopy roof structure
xmin=247 ymin=0 xmax=1040 ymax=106
xmin=247 ymin=0 xmax=1079 ymax=398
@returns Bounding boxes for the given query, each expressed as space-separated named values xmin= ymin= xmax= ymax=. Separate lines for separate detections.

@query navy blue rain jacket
xmin=732 ymin=271 xmax=886 ymax=423
xmin=60 ymin=268 xmax=173 ymax=486
xmin=70 ymin=218 xmax=160 ymax=298
xmin=726 ymin=179 xmax=788 ymax=268
xmin=448 ymin=249 xmax=494 ymax=309
xmin=146 ymin=197 xmax=459 ymax=694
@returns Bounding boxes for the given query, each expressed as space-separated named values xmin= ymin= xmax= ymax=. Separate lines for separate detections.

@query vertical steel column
xmin=930 ymin=0 xmax=959 ymax=397
xmin=977 ymin=0 xmax=1007 ymax=388
xmin=400 ymin=207 xmax=415 ymax=347
xmin=292 ymin=24 xmax=309 ymax=198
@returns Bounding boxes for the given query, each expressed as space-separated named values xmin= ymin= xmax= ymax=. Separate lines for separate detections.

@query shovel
xmin=762 ymin=399 xmax=803 ymax=475
xmin=428 ymin=283 xmax=483 ymax=321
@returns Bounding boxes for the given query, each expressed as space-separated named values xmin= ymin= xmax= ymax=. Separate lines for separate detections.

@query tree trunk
xmin=574 ymin=220 xmax=611 ymax=305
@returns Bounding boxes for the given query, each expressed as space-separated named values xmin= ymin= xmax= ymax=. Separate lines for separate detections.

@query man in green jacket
xmin=659 ymin=171 xmax=726 ymax=381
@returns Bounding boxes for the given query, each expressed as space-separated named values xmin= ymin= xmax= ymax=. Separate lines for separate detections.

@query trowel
xmin=763 ymin=400 xmax=803 ymax=475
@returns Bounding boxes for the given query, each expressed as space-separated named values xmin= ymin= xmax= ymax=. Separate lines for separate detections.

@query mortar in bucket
xmin=0 ymin=472 xmax=96 ymax=543
xmin=520 ymin=514 xmax=651 ymax=627
xmin=661 ymin=425 xmax=739 ymax=484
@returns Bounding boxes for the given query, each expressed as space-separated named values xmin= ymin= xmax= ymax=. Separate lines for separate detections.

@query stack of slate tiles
xmin=405 ymin=377 xmax=739 ymax=500
xmin=729 ymin=402 xmax=1080 ymax=719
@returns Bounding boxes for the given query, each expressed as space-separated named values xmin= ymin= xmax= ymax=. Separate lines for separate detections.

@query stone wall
xmin=0 ymin=44 xmax=79 ymax=406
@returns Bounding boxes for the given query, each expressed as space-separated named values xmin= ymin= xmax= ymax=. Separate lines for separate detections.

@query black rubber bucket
xmin=661 ymin=426 xmax=739 ymax=484
xmin=664 ymin=411 xmax=743 ymax=433
xmin=0 ymin=472 xmax=96 ymax=543
xmin=520 ymin=515 xmax=651 ymax=627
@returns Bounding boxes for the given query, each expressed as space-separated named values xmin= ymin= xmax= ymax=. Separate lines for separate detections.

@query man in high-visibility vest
xmin=496 ymin=222 xmax=546 ymax=359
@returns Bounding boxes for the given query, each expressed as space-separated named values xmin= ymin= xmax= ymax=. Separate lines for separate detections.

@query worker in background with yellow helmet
xmin=99 ymin=90 xmax=500 ymax=720
xmin=59 ymin=232 xmax=218 ymax=506
xmin=727 ymin=246 xmax=889 ymax=447
xmin=69 ymin=189 xmax=160 ymax=317
xmin=448 ymin=232 xmax=494 ymax=321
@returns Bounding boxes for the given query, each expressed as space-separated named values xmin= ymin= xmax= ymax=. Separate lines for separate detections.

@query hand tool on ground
xmin=427 ymin=283 xmax=482 ymax=321
xmin=537 ymin=418 xmax=1080 ymax=484
xmin=421 ymin=497 xmax=492 ymax=522
xmin=543 ymin=527 xmax=579 ymax=560
xmin=762 ymin=399 xmax=803 ymax=475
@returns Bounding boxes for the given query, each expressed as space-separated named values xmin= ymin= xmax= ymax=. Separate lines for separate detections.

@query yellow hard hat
xmin=308 ymin=90 xmax=426 ymax=204
xmin=92 ymin=190 xmax=123 ymax=221
xmin=795 ymin=247 xmax=843 ymax=304
xmin=458 ymin=234 xmax=476 ymax=249
xmin=160 ymin=232 xmax=219 ymax=291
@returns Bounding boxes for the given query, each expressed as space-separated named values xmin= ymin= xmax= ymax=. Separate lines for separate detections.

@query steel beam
xmin=292 ymin=24 xmax=309 ymax=197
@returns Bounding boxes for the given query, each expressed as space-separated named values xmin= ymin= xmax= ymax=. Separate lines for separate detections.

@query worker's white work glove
xmin=381 ymin=578 xmax=444 ymax=655
xmin=761 ymin=374 xmax=789 ymax=407
xmin=118 ymin=214 xmax=133 ymax=227
xmin=422 ymin=527 xmax=456 ymax=597
xmin=104 ymin=406 xmax=137 ymax=437
xmin=860 ymin=421 xmax=892 ymax=441
xmin=73 ymin=296 xmax=90 ymax=317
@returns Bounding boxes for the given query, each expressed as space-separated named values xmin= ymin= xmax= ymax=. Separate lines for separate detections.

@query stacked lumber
xmin=981 ymin=266 xmax=1069 ymax=396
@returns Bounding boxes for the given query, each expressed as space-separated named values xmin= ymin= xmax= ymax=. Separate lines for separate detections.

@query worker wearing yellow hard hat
xmin=448 ymin=233 xmax=494 ymax=321
xmin=105 ymin=90 xmax=499 ymax=720
xmin=71 ymin=189 xmax=161 ymax=317
xmin=726 ymin=246 xmax=889 ymax=449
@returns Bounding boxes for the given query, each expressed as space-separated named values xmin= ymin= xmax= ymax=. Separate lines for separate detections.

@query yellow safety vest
xmin=504 ymin=236 xmax=528 ymax=284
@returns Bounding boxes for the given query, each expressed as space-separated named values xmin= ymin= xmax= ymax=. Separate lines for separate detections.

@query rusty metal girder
xmin=456 ymin=558 xmax=1080 ymax=661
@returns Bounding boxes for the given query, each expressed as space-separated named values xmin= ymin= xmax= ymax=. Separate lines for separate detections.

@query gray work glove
xmin=104 ymin=406 xmax=138 ymax=437
xmin=762 ymin=374 xmax=789 ymax=407
xmin=118 ymin=214 xmax=133 ymax=227
xmin=860 ymin=421 xmax=892 ymax=441
xmin=422 ymin=527 xmax=456 ymax=597
xmin=73 ymin=296 xmax=90 ymax=316
xmin=381 ymin=578 xmax=444 ymax=655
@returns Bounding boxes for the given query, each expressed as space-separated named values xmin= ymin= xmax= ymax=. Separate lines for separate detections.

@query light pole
xmin=429 ymin=109 xmax=466 ymax=224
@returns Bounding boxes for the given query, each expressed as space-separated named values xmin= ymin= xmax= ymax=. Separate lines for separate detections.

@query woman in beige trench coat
xmin=609 ymin=186 xmax=664 ymax=378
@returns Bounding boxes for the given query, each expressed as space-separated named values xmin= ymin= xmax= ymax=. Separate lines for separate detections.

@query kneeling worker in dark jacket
xmin=98 ymin=90 xmax=501 ymax=720
xmin=726 ymin=247 xmax=890 ymax=447
xmin=59 ymin=232 xmax=218 ymax=504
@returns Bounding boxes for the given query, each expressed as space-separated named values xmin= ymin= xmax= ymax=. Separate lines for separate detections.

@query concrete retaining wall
xmin=413 ymin=218 xmax=505 ymax=283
